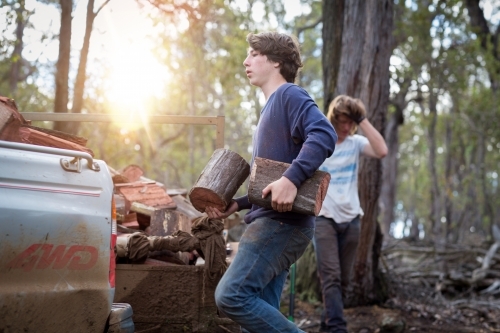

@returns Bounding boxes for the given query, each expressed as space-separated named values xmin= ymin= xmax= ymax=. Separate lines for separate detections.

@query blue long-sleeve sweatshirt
xmin=234 ymin=83 xmax=338 ymax=228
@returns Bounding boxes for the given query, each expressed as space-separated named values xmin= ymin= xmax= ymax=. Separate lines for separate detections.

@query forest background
xmin=1 ymin=0 xmax=500 ymax=314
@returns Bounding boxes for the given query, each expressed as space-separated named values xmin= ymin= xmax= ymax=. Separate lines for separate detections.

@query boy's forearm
xmin=359 ymin=119 xmax=388 ymax=157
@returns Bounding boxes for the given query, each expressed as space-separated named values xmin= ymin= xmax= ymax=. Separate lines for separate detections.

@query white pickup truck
xmin=0 ymin=140 xmax=134 ymax=333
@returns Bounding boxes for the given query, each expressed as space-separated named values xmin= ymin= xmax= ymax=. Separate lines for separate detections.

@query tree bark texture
xmin=247 ymin=157 xmax=330 ymax=216
xmin=426 ymin=96 xmax=442 ymax=246
xmin=65 ymin=0 xmax=97 ymax=134
xmin=189 ymin=149 xmax=250 ymax=213
xmin=322 ymin=0 xmax=344 ymax=114
xmin=9 ymin=1 xmax=27 ymax=96
xmin=324 ymin=0 xmax=393 ymax=305
xmin=53 ymin=0 xmax=73 ymax=132
xmin=380 ymin=107 xmax=403 ymax=238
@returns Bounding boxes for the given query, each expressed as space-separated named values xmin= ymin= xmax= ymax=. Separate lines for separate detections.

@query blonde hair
xmin=326 ymin=95 xmax=366 ymax=136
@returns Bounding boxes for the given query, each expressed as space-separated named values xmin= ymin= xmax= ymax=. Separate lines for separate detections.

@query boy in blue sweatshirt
xmin=206 ymin=31 xmax=338 ymax=333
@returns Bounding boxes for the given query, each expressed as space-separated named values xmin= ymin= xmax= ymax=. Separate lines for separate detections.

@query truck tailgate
xmin=0 ymin=142 xmax=115 ymax=333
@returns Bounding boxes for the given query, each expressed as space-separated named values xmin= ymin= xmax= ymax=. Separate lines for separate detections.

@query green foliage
xmin=389 ymin=0 xmax=500 ymax=242
xmin=2 ymin=0 xmax=499 ymax=244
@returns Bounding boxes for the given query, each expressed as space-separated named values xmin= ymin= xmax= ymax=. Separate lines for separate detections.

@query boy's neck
xmin=261 ymin=76 xmax=288 ymax=100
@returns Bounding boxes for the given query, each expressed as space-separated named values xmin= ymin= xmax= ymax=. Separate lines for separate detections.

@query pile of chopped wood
xmin=0 ymin=95 xmax=210 ymax=266
xmin=110 ymin=163 xmax=207 ymax=264
xmin=0 ymin=96 xmax=93 ymax=155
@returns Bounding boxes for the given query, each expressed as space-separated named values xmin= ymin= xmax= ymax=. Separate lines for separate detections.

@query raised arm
xmin=358 ymin=119 xmax=388 ymax=159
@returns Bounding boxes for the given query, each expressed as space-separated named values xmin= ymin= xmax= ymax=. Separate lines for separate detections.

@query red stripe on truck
xmin=0 ymin=183 xmax=101 ymax=196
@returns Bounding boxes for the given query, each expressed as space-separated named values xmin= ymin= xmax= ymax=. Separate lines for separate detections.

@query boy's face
xmin=333 ymin=114 xmax=355 ymax=141
xmin=243 ymin=48 xmax=278 ymax=87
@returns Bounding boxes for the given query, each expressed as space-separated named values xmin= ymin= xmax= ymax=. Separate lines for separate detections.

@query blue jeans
xmin=215 ymin=217 xmax=314 ymax=333
xmin=313 ymin=216 xmax=360 ymax=333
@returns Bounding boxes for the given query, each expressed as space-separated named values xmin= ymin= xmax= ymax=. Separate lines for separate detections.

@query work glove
xmin=348 ymin=110 xmax=366 ymax=125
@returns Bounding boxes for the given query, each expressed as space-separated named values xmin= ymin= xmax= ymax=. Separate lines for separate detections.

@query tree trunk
xmin=65 ymin=0 xmax=95 ymax=134
xmin=465 ymin=0 xmax=499 ymax=92
xmin=53 ymin=0 xmax=73 ymax=132
xmin=323 ymin=0 xmax=393 ymax=305
xmin=9 ymin=0 xmax=27 ymax=97
xmin=426 ymin=95 xmax=443 ymax=246
xmin=465 ymin=0 xmax=500 ymax=240
xmin=380 ymin=104 xmax=404 ymax=238
xmin=444 ymin=110 xmax=453 ymax=243
xmin=321 ymin=0 xmax=344 ymax=114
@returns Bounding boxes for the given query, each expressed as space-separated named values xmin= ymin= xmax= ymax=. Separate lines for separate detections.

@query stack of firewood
xmin=0 ymin=96 xmax=93 ymax=155
xmin=111 ymin=164 xmax=203 ymax=235
xmin=110 ymin=163 xmax=208 ymax=265
xmin=0 ymin=95 xmax=206 ymax=265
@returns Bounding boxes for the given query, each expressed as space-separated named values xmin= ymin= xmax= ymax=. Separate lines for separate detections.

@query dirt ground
xmin=284 ymin=273 xmax=500 ymax=333
xmin=288 ymin=297 xmax=500 ymax=333
xmin=224 ymin=231 xmax=500 ymax=333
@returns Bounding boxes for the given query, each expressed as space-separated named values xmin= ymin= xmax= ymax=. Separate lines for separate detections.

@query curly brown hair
xmin=246 ymin=32 xmax=303 ymax=83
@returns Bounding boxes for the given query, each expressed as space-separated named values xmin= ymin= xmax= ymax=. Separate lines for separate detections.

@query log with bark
xmin=18 ymin=126 xmax=94 ymax=156
xmin=189 ymin=149 xmax=250 ymax=213
xmin=0 ymin=95 xmax=93 ymax=155
xmin=248 ymin=157 xmax=330 ymax=216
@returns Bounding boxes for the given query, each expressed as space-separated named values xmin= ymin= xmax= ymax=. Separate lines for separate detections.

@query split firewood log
xmin=130 ymin=202 xmax=191 ymax=236
xmin=0 ymin=97 xmax=28 ymax=142
xmin=19 ymin=127 xmax=95 ymax=156
xmin=189 ymin=149 xmax=250 ymax=213
xmin=121 ymin=164 xmax=144 ymax=183
xmin=248 ymin=157 xmax=330 ymax=216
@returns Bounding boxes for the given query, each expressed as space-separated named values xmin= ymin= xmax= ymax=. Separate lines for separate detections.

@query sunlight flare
xmin=105 ymin=41 xmax=169 ymax=131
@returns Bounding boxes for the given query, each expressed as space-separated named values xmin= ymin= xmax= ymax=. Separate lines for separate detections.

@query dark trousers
xmin=313 ymin=216 xmax=360 ymax=333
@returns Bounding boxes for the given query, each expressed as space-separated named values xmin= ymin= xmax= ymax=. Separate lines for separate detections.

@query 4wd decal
xmin=7 ymin=244 xmax=99 ymax=271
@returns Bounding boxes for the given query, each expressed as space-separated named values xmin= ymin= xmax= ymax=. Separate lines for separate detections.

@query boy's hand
xmin=205 ymin=200 xmax=238 ymax=219
xmin=262 ymin=176 xmax=297 ymax=212
xmin=348 ymin=111 xmax=365 ymax=125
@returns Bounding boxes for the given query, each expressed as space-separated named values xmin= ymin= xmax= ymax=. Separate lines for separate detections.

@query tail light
xmin=109 ymin=196 xmax=117 ymax=288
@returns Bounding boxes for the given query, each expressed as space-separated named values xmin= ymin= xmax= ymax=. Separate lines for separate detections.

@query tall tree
xmin=53 ymin=0 xmax=73 ymax=132
xmin=466 ymin=0 xmax=500 ymax=235
xmin=322 ymin=0 xmax=393 ymax=305
xmin=8 ymin=0 xmax=27 ymax=96
xmin=63 ymin=0 xmax=111 ymax=134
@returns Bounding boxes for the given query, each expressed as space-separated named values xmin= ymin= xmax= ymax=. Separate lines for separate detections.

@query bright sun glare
xmin=106 ymin=42 xmax=169 ymax=130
